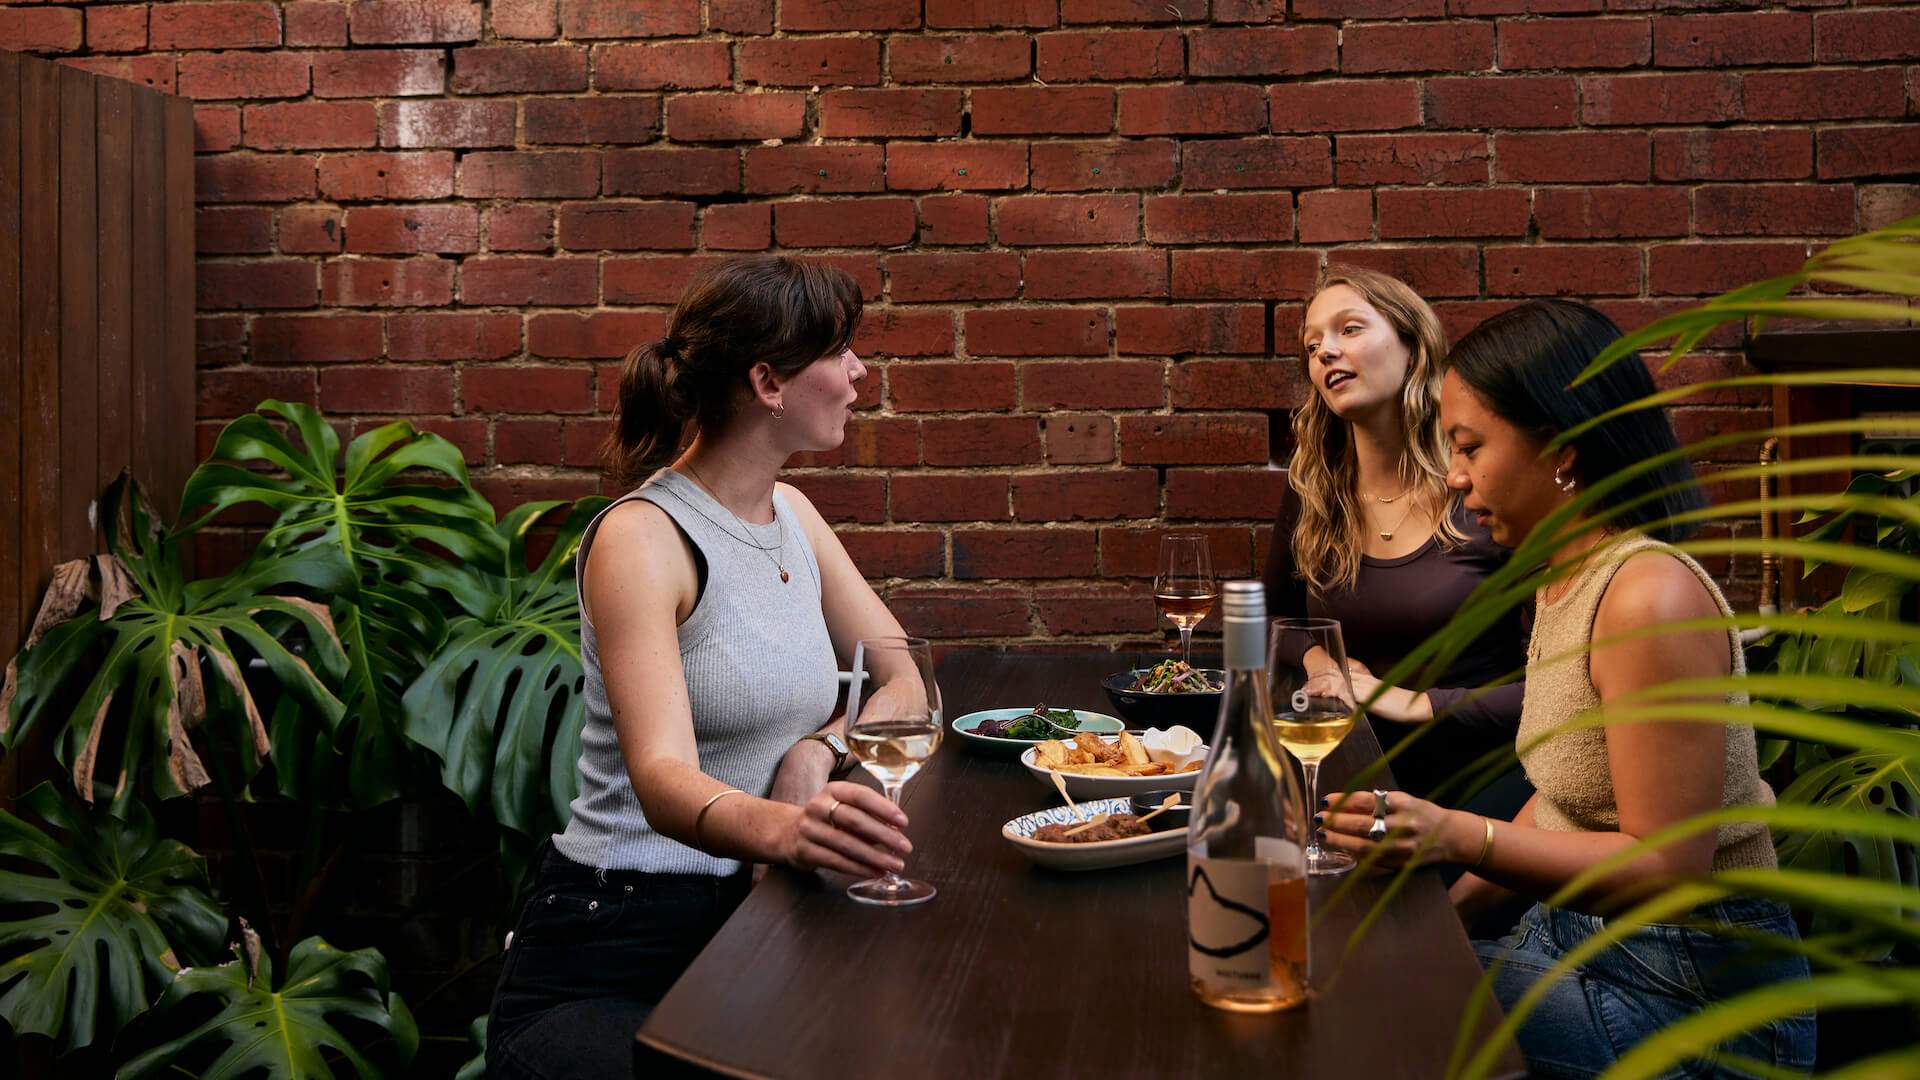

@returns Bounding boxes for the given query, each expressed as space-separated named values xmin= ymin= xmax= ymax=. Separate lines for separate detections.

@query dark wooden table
xmin=638 ymin=652 xmax=1525 ymax=1079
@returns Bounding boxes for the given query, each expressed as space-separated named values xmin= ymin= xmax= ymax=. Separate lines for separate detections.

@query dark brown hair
xmin=606 ymin=255 xmax=863 ymax=489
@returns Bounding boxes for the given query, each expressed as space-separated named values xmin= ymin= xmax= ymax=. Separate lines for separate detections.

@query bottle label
xmin=1187 ymin=854 xmax=1274 ymax=986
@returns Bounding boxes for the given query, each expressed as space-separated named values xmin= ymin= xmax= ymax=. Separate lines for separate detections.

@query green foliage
xmin=1424 ymin=215 xmax=1920 ymax=1079
xmin=2 ymin=473 xmax=348 ymax=800
xmin=403 ymin=497 xmax=608 ymax=841
xmin=179 ymin=401 xmax=496 ymax=808
xmin=118 ymin=935 xmax=417 ymax=1079
xmin=0 ymin=784 xmax=227 ymax=1054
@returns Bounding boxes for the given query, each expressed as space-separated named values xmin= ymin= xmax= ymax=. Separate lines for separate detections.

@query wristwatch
xmin=804 ymin=731 xmax=854 ymax=777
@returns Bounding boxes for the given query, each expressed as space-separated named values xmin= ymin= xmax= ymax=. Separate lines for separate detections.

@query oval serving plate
xmin=1002 ymin=798 xmax=1187 ymax=871
xmin=949 ymin=708 xmax=1125 ymax=757
xmin=1019 ymin=738 xmax=1207 ymax=800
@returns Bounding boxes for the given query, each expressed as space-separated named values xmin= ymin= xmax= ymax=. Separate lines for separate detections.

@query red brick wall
xmin=6 ymin=0 xmax=1918 ymax=646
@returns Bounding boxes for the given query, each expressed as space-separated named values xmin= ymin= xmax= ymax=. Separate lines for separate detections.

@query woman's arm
xmin=586 ymin=501 xmax=908 ymax=878
xmin=1320 ymin=553 xmax=1731 ymax=912
xmin=1448 ymin=795 xmax=1534 ymax=920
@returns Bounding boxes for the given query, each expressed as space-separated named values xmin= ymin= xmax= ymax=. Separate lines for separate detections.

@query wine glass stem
xmin=881 ymin=780 xmax=909 ymax=887
xmin=1302 ymin=761 xmax=1323 ymax=858
xmin=1178 ymin=625 xmax=1193 ymax=665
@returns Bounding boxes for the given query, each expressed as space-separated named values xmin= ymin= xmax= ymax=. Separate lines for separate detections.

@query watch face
xmin=825 ymin=733 xmax=848 ymax=754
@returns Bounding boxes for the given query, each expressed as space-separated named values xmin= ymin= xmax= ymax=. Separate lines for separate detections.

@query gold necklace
xmin=1373 ymin=497 xmax=1420 ymax=542
xmin=676 ymin=461 xmax=790 ymax=584
xmin=1367 ymin=484 xmax=1414 ymax=504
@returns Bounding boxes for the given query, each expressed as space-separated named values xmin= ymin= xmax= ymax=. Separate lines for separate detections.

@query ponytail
xmin=603 ymin=256 xmax=863 ymax=490
xmin=606 ymin=338 xmax=695 ymax=490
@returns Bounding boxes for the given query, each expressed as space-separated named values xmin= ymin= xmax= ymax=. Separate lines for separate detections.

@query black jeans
xmin=487 ymin=841 xmax=750 ymax=1080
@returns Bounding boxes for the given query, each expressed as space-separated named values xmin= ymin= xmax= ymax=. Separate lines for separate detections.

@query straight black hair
xmin=1445 ymin=299 xmax=1707 ymax=542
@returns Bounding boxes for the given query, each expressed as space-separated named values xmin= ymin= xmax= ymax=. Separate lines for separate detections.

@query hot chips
xmin=1033 ymin=732 xmax=1204 ymax=777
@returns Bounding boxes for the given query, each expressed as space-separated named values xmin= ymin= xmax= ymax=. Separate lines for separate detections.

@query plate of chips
xmin=1020 ymin=731 xmax=1208 ymax=799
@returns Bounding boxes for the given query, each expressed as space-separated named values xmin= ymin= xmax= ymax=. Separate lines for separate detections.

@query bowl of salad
xmin=1100 ymin=660 xmax=1226 ymax=731
xmin=949 ymin=705 xmax=1126 ymax=756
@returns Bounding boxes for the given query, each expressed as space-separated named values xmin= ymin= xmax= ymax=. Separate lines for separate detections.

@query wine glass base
xmin=847 ymin=877 xmax=936 ymax=907
xmin=1306 ymin=849 xmax=1355 ymax=877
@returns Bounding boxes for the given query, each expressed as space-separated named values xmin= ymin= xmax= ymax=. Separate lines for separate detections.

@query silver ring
xmin=1373 ymin=789 xmax=1391 ymax=816
xmin=1367 ymin=816 xmax=1389 ymax=841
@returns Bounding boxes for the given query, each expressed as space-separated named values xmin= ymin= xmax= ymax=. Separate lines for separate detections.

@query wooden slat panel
xmin=0 ymin=52 xmax=24 ymax=802
xmin=59 ymin=67 xmax=98 ymax=561
xmin=19 ymin=56 xmax=62 ymax=659
xmin=94 ymin=77 xmax=133 ymax=523
xmin=163 ymin=100 xmax=195 ymax=519
xmin=128 ymin=87 xmax=163 ymax=510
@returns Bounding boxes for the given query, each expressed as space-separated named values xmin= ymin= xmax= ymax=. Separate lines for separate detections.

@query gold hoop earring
xmin=1555 ymin=470 xmax=1577 ymax=495
xmin=770 ymin=402 xmax=784 ymax=420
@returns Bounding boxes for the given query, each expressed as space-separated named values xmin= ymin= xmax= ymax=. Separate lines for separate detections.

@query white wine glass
xmin=1268 ymin=618 xmax=1359 ymax=877
xmin=1155 ymin=533 xmax=1217 ymax=666
xmin=845 ymin=636 xmax=942 ymax=907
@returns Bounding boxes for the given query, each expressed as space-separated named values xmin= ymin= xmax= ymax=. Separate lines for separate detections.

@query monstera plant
xmin=2 ymin=402 xmax=607 ymax=1074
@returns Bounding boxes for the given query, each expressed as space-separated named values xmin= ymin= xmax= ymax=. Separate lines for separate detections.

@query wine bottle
xmin=1185 ymin=580 xmax=1310 ymax=1013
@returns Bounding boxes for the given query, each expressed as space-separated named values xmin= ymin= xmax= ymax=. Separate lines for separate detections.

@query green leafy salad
xmin=974 ymin=707 xmax=1081 ymax=740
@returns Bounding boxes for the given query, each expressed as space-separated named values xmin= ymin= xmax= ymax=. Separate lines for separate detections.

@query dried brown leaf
xmin=25 ymin=559 xmax=93 ymax=648
xmin=166 ymin=644 xmax=211 ymax=792
xmin=237 ymin=918 xmax=263 ymax=990
xmin=73 ymin=690 xmax=114 ymax=801
xmin=96 ymin=554 xmax=138 ymax=619
xmin=206 ymin=646 xmax=270 ymax=757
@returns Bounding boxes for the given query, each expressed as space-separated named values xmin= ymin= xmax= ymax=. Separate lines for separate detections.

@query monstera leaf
xmin=2 ymin=474 xmax=348 ymax=800
xmin=454 ymin=1014 xmax=487 ymax=1080
xmin=118 ymin=934 xmax=417 ymax=1079
xmin=404 ymin=497 xmax=609 ymax=839
xmin=0 ymin=783 xmax=227 ymax=1054
xmin=178 ymin=401 xmax=496 ymax=807
xmin=1775 ymin=749 xmax=1920 ymax=961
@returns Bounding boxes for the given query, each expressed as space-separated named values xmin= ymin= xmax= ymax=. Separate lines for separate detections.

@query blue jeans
xmin=487 ymin=842 xmax=748 ymax=1080
xmin=1474 ymin=898 xmax=1815 ymax=1079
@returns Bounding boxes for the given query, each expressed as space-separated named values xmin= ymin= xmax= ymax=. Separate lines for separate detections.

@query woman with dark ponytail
xmin=489 ymin=256 xmax=920 ymax=1078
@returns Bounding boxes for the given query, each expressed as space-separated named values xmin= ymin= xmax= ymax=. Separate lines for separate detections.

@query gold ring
xmin=826 ymin=798 xmax=842 ymax=826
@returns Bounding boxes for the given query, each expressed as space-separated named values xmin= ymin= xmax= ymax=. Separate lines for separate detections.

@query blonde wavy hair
xmin=1288 ymin=267 xmax=1463 ymax=595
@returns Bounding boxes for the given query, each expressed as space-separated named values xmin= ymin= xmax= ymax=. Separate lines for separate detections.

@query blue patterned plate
xmin=1001 ymin=799 xmax=1187 ymax=871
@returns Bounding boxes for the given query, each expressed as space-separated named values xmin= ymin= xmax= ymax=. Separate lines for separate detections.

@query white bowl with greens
xmin=949 ymin=706 xmax=1125 ymax=756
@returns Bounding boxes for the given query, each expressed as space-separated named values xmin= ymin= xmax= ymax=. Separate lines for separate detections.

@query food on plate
xmin=1033 ymin=814 xmax=1153 ymax=844
xmin=1128 ymin=660 xmax=1223 ymax=694
xmin=1033 ymin=731 xmax=1204 ymax=777
xmin=972 ymin=705 xmax=1081 ymax=740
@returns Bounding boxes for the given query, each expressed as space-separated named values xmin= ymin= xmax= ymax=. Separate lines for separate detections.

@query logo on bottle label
xmin=1291 ymin=689 xmax=1310 ymax=713
xmin=1188 ymin=856 xmax=1271 ymax=985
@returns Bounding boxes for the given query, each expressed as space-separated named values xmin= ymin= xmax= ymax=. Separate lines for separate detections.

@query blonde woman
xmin=1262 ymin=269 xmax=1529 ymax=816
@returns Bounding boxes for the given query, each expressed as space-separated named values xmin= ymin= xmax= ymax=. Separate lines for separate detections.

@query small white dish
xmin=1018 ymin=736 xmax=1208 ymax=800
xmin=1001 ymin=799 xmax=1187 ymax=871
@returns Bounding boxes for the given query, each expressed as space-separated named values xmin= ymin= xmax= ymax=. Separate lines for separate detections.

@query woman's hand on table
xmin=1316 ymin=789 xmax=1474 ymax=870
xmin=783 ymin=781 xmax=911 ymax=879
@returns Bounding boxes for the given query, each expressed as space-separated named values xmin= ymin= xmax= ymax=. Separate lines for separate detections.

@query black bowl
xmin=1129 ymin=790 xmax=1192 ymax=833
xmin=1100 ymin=668 xmax=1225 ymax=732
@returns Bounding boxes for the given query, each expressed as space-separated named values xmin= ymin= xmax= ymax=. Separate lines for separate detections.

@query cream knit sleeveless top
xmin=1519 ymin=531 xmax=1777 ymax=872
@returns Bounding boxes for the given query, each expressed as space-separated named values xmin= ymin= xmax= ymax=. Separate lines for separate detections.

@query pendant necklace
xmin=1373 ymin=496 xmax=1420 ymax=542
xmin=676 ymin=461 xmax=790 ymax=584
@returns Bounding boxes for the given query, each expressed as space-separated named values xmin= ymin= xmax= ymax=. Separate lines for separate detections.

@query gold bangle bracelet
xmin=693 ymin=788 xmax=747 ymax=851
xmin=1473 ymin=815 xmax=1495 ymax=870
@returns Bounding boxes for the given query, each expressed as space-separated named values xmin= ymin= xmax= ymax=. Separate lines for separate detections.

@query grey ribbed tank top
xmin=553 ymin=468 xmax=839 ymax=874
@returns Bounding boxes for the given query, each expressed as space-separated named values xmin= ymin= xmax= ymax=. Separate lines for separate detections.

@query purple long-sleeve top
xmin=1261 ymin=486 xmax=1529 ymax=802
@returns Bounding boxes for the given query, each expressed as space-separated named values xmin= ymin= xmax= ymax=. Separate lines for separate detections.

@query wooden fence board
xmin=129 ymin=88 xmax=164 ymax=521
xmin=59 ymin=68 xmax=99 ymax=562
xmin=19 ymin=59 xmax=61 ymax=651
xmin=163 ymin=100 xmax=195 ymax=517
xmin=94 ymin=76 xmax=133 ymax=523
xmin=0 ymin=52 xmax=23 ymax=798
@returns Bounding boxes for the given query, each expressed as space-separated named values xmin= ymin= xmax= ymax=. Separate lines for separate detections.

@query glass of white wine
xmin=1155 ymin=533 xmax=1217 ymax=667
xmin=1267 ymin=618 xmax=1359 ymax=877
xmin=845 ymin=636 xmax=943 ymax=907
